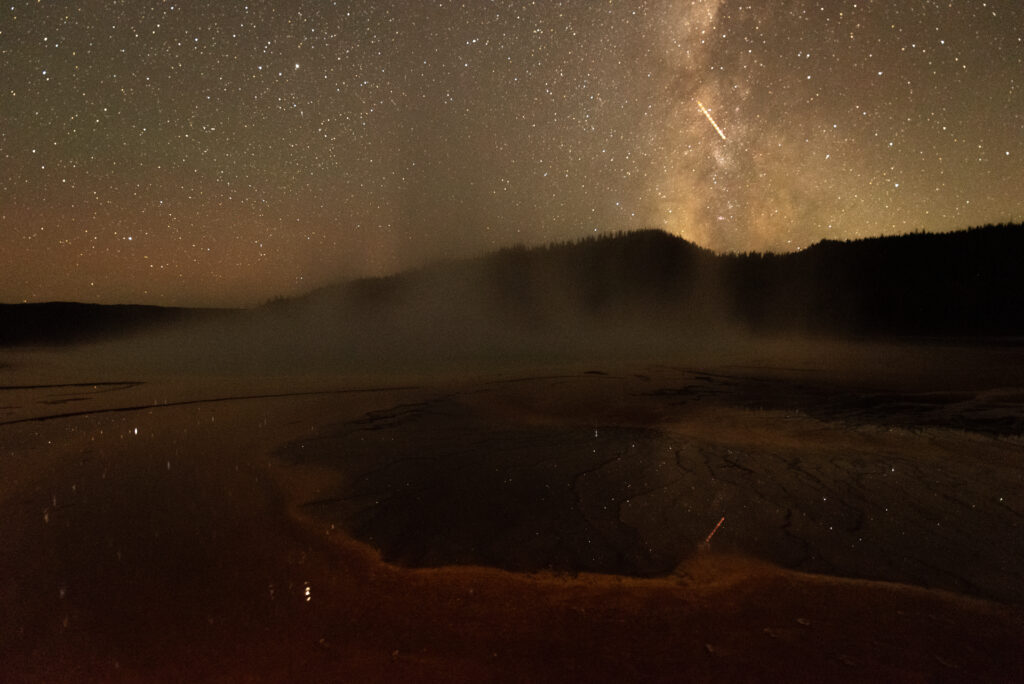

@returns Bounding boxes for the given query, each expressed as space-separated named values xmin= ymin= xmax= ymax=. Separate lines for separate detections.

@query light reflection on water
xmin=281 ymin=410 xmax=1024 ymax=604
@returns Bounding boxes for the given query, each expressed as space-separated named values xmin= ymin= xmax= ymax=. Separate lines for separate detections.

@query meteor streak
xmin=704 ymin=515 xmax=726 ymax=544
xmin=697 ymin=100 xmax=727 ymax=140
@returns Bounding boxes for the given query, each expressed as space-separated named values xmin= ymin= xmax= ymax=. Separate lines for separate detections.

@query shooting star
xmin=704 ymin=515 xmax=726 ymax=545
xmin=697 ymin=100 xmax=727 ymax=140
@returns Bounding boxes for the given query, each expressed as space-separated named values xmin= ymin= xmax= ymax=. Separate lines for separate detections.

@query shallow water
xmin=2 ymin=349 xmax=1023 ymax=681
xmin=280 ymin=371 xmax=1024 ymax=603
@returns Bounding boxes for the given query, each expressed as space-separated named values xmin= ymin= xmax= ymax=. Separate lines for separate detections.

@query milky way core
xmin=2 ymin=1 xmax=1021 ymax=305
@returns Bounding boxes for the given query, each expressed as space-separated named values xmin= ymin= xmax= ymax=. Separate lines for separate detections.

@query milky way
xmin=2 ymin=1 xmax=1021 ymax=305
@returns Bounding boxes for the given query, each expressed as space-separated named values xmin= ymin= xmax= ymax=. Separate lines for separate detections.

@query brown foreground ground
xmin=1 ymin=339 xmax=1022 ymax=682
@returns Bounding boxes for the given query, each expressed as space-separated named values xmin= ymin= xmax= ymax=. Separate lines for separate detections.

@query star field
xmin=2 ymin=1 xmax=1022 ymax=306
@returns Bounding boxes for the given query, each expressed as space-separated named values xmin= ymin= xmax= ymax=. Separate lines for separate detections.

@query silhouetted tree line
xmin=322 ymin=222 xmax=1024 ymax=338
xmin=0 ymin=303 xmax=231 ymax=346
xmin=2 ymin=223 xmax=1021 ymax=347
xmin=443 ymin=222 xmax=1024 ymax=337
xmin=720 ymin=223 xmax=1024 ymax=335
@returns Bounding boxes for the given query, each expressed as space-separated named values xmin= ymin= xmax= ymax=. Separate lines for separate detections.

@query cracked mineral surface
xmin=281 ymin=368 xmax=1024 ymax=604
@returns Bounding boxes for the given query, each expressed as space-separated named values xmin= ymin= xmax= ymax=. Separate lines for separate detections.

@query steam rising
xmin=59 ymin=224 xmax=1023 ymax=378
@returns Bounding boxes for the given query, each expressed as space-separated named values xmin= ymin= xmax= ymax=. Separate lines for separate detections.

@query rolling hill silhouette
xmin=0 ymin=302 xmax=232 ymax=347
xmin=1 ymin=223 xmax=1021 ymax=352
xmin=724 ymin=223 xmax=1024 ymax=336
xmin=293 ymin=222 xmax=1024 ymax=341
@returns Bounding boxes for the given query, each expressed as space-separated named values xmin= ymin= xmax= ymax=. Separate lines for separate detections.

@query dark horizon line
xmin=1 ymin=220 xmax=1020 ymax=311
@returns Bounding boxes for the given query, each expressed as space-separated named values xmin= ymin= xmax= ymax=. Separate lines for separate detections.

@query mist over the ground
xmin=5 ymin=230 xmax=1024 ymax=684
xmin=11 ymin=224 xmax=1022 ymax=377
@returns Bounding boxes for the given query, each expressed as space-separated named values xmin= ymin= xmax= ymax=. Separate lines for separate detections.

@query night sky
xmin=3 ymin=1 xmax=1022 ymax=306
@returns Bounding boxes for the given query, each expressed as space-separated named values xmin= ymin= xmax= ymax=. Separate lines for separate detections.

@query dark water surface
xmin=281 ymin=374 xmax=1024 ymax=603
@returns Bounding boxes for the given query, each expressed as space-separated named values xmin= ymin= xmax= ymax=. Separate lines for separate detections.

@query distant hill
xmin=296 ymin=228 xmax=720 ymax=327
xmin=1 ymin=223 xmax=1021 ymax=351
xmin=290 ymin=222 xmax=1024 ymax=340
xmin=724 ymin=224 xmax=1024 ymax=335
xmin=0 ymin=302 xmax=232 ymax=346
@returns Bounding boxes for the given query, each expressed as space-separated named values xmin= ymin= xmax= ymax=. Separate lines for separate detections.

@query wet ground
xmin=282 ymin=369 xmax=1024 ymax=603
xmin=2 ymin=343 xmax=1023 ymax=681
